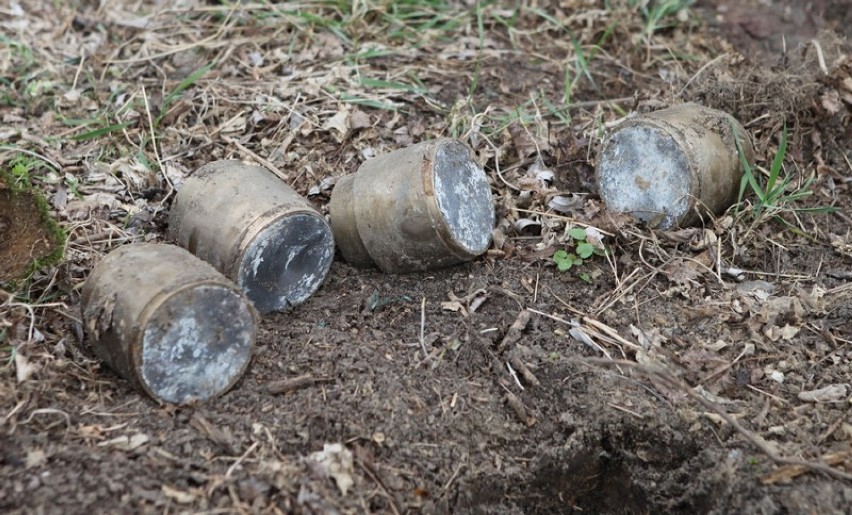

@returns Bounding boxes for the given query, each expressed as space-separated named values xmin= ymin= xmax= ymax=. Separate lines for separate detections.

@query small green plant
xmin=628 ymin=0 xmax=693 ymax=39
xmin=552 ymin=227 xmax=606 ymax=273
xmin=553 ymin=249 xmax=581 ymax=272
xmin=367 ymin=289 xmax=412 ymax=312
xmin=10 ymin=157 xmax=31 ymax=189
xmin=734 ymin=123 xmax=834 ymax=233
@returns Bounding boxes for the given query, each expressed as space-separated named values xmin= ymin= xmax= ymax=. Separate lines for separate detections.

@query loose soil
xmin=1 ymin=1 xmax=851 ymax=514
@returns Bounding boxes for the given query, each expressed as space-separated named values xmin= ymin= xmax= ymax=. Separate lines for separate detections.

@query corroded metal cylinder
xmin=168 ymin=161 xmax=335 ymax=313
xmin=81 ymin=243 xmax=257 ymax=404
xmin=329 ymin=139 xmax=495 ymax=273
xmin=597 ymin=103 xmax=755 ymax=229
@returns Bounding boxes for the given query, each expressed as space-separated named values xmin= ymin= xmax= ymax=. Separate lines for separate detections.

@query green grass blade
xmin=766 ymin=123 xmax=787 ymax=193
xmin=796 ymin=206 xmax=836 ymax=214
xmin=155 ymin=62 xmax=214 ymax=127
xmin=338 ymin=94 xmax=398 ymax=111
xmin=572 ymin=38 xmax=595 ymax=86
xmin=71 ymin=122 xmax=132 ymax=141
xmin=476 ymin=1 xmax=485 ymax=49
xmin=733 ymin=125 xmax=765 ymax=205
xmin=358 ymin=78 xmax=425 ymax=93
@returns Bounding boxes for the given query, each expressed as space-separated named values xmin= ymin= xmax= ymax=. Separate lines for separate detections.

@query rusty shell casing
xmin=80 ymin=243 xmax=257 ymax=404
xmin=329 ymin=139 xmax=495 ymax=273
xmin=597 ymin=103 xmax=755 ymax=229
xmin=168 ymin=161 xmax=335 ymax=314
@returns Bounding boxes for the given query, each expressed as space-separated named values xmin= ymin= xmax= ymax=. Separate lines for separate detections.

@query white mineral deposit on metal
xmin=237 ymin=213 xmax=335 ymax=313
xmin=139 ymin=284 xmax=255 ymax=404
xmin=433 ymin=145 xmax=494 ymax=255
xmin=598 ymin=125 xmax=694 ymax=229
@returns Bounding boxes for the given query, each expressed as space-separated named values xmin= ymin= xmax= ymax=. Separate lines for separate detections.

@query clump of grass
xmin=734 ymin=124 xmax=834 ymax=236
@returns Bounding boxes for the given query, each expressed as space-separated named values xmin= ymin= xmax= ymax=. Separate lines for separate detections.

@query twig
xmin=677 ymin=53 xmax=728 ymax=97
xmin=607 ymin=402 xmax=644 ymax=419
xmin=419 ymin=296 xmax=428 ymax=358
xmin=71 ymin=53 xmax=86 ymax=91
xmin=141 ymin=86 xmax=172 ymax=206
xmin=222 ymin=135 xmax=289 ymax=182
xmin=811 ymin=39 xmax=829 ymax=75
xmin=442 ymin=462 xmax=465 ymax=492
xmin=226 ymin=441 xmax=258 ymax=478
xmin=505 ymin=361 xmax=523 ymax=390
xmin=480 ymin=131 xmax=521 ymax=192
xmin=267 ymin=374 xmax=334 ymax=394
xmin=356 ymin=455 xmax=401 ymax=515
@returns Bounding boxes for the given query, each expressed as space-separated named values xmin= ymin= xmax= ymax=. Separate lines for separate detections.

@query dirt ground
xmin=2 ymin=1 xmax=852 ymax=513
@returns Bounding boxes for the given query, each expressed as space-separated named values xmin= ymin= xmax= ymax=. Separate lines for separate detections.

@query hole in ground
xmin=455 ymin=428 xmax=716 ymax=514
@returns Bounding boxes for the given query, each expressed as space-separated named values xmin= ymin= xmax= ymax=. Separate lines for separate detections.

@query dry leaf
xmin=307 ymin=443 xmax=355 ymax=495
xmin=349 ymin=109 xmax=371 ymax=129
xmin=663 ymin=258 xmax=703 ymax=286
xmin=25 ymin=449 xmax=47 ymax=469
xmin=513 ymin=218 xmax=541 ymax=235
xmin=323 ymin=109 xmax=350 ymax=139
xmin=798 ymin=384 xmax=850 ymax=403
xmin=162 ymin=485 xmax=196 ymax=504
xmin=548 ymin=194 xmax=584 ymax=213
xmin=97 ymin=433 xmax=150 ymax=451
xmin=821 ymin=90 xmax=843 ymax=114
xmin=764 ymin=324 xmax=800 ymax=342
xmin=15 ymin=351 xmax=37 ymax=383
xmin=630 ymin=325 xmax=667 ymax=349
xmin=441 ymin=300 xmax=465 ymax=313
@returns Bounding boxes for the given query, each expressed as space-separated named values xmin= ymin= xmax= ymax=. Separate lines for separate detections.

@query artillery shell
xmin=81 ymin=243 xmax=257 ymax=404
xmin=168 ymin=161 xmax=335 ymax=313
xmin=329 ymin=139 xmax=495 ymax=273
xmin=597 ymin=103 xmax=754 ymax=229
